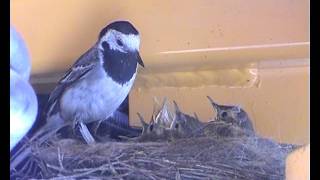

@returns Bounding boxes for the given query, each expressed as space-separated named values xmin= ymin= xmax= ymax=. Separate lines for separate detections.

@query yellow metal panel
xmin=11 ymin=0 xmax=309 ymax=75
xmin=11 ymin=0 xmax=309 ymax=144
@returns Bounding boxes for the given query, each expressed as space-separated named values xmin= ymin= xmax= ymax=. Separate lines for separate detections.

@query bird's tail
xmin=95 ymin=111 xmax=141 ymax=139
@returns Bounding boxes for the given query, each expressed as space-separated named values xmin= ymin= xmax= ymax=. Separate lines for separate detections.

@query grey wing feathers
xmin=43 ymin=47 xmax=100 ymax=117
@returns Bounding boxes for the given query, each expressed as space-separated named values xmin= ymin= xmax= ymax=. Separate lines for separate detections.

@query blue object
xmin=10 ymin=26 xmax=38 ymax=150
xmin=10 ymin=26 xmax=31 ymax=80
xmin=10 ymin=69 xmax=38 ymax=150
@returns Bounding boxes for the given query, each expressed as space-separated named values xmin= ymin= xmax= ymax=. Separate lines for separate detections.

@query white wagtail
xmin=10 ymin=26 xmax=38 ymax=150
xmin=11 ymin=21 xmax=144 ymax=169
xmin=207 ymin=96 xmax=255 ymax=132
xmin=41 ymin=21 xmax=145 ymax=144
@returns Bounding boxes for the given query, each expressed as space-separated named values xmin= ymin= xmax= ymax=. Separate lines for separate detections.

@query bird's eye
xmin=221 ymin=111 xmax=228 ymax=118
xmin=102 ymin=41 xmax=109 ymax=49
xmin=149 ymin=124 xmax=154 ymax=131
xmin=175 ymin=123 xmax=179 ymax=129
xmin=116 ymin=39 xmax=123 ymax=46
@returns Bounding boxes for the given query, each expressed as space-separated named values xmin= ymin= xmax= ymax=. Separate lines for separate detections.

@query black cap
xmin=99 ymin=21 xmax=139 ymax=39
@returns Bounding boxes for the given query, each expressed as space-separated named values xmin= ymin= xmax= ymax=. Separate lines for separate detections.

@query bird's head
xmin=207 ymin=96 xmax=248 ymax=124
xmin=97 ymin=21 xmax=144 ymax=67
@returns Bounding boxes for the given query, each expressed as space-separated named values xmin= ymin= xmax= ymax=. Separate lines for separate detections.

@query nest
xmin=11 ymin=97 xmax=300 ymax=180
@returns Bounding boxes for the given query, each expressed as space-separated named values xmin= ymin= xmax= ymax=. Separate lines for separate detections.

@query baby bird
xmin=207 ymin=96 xmax=255 ymax=132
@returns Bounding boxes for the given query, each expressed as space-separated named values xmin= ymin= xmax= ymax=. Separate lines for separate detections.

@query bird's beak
xmin=136 ymin=52 xmax=144 ymax=67
xmin=207 ymin=96 xmax=220 ymax=112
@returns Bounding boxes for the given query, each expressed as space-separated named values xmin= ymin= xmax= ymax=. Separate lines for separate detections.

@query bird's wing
xmin=43 ymin=47 xmax=100 ymax=117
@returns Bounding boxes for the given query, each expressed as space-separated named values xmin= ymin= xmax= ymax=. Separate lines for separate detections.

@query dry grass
xmin=11 ymin=97 xmax=301 ymax=180
xmin=11 ymin=133 xmax=298 ymax=180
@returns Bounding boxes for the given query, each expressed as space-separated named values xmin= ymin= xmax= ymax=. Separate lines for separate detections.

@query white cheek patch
xmin=99 ymin=30 xmax=140 ymax=53
xmin=123 ymin=34 xmax=140 ymax=51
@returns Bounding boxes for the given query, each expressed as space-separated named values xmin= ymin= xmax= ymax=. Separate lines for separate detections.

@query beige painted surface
xmin=11 ymin=0 xmax=308 ymax=76
xmin=286 ymin=144 xmax=310 ymax=180
xmin=11 ymin=0 xmax=309 ymax=144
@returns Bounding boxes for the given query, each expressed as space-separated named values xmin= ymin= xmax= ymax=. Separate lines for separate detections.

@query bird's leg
xmin=78 ymin=122 xmax=95 ymax=144
xmin=92 ymin=119 xmax=104 ymax=136
xmin=73 ymin=118 xmax=95 ymax=144
xmin=72 ymin=119 xmax=80 ymax=137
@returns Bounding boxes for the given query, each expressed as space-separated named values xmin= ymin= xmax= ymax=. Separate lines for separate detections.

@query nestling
xmin=207 ymin=96 xmax=255 ymax=132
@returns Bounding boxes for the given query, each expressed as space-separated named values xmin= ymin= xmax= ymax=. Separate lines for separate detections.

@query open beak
xmin=207 ymin=96 xmax=220 ymax=112
xmin=207 ymin=96 xmax=222 ymax=121
xmin=136 ymin=52 xmax=144 ymax=67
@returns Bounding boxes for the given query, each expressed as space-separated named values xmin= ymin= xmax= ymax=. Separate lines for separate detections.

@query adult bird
xmin=11 ymin=21 xmax=144 ymax=170
xmin=41 ymin=20 xmax=144 ymax=144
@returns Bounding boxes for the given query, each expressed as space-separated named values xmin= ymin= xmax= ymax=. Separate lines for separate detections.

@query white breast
xmin=60 ymin=66 xmax=136 ymax=124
